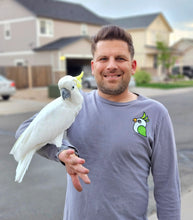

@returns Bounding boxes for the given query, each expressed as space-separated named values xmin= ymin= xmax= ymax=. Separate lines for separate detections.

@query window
xmin=4 ymin=23 xmax=11 ymax=40
xmin=39 ymin=19 xmax=53 ymax=36
xmin=81 ymin=24 xmax=88 ymax=35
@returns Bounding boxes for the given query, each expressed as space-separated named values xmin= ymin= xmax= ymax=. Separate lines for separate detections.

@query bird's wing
xmin=10 ymin=97 xmax=77 ymax=161
xmin=137 ymin=126 xmax=147 ymax=137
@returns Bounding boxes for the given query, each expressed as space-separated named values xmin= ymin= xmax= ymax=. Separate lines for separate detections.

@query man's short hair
xmin=91 ymin=25 xmax=135 ymax=59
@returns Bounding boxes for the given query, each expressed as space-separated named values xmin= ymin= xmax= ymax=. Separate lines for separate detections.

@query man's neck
xmin=97 ymin=90 xmax=138 ymax=103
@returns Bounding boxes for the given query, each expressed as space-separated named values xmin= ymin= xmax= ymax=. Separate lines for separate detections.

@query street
xmin=153 ymin=92 xmax=193 ymax=192
xmin=0 ymin=90 xmax=193 ymax=219
xmin=0 ymin=112 xmax=67 ymax=220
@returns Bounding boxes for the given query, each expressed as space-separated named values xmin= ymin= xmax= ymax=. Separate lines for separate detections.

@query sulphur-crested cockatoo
xmin=10 ymin=72 xmax=84 ymax=183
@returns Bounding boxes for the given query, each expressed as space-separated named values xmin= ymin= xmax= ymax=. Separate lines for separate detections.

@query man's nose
xmin=106 ymin=58 xmax=117 ymax=70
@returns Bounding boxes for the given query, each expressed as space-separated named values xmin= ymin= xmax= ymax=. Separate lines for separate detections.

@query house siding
xmin=0 ymin=0 xmax=34 ymax=20
xmin=147 ymin=15 xmax=170 ymax=45
xmin=60 ymin=38 xmax=92 ymax=57
xmin=0 ymin=0 xmax=37 ymax=55
xmin=0 ymin=20 xmax=37 ymax=52
xmin=183 ymin=48 xmax=193 ymax=65
xmin=128 ymin=30 xmax=147 ymax=68
xmin=38 ymin=19 xmax=101 ymax=47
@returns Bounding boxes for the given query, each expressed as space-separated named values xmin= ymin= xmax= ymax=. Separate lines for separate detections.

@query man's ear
xmin=91 ymin=60 xmax=94 ymax=76
xmin=131 ymin=60 xmax=137 ymax=75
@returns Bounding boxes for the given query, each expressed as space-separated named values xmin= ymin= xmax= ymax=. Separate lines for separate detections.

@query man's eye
xmin=117 ymin=57 xmax=125 ymax=61
xmin=99 ymin=57 xmax=107 ymax=61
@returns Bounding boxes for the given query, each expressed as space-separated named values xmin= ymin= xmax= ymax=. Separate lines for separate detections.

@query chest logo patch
xmin=133 ymin=112 xmax=149 ymax=137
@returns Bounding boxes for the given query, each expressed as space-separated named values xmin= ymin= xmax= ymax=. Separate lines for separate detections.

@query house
xmin=171 ymin=38 xmax=193 ymax=66
xmin=0 ymin=0 xmax=108 ymax=80
xmin=0 ymin=0 xmax=173 ymax=80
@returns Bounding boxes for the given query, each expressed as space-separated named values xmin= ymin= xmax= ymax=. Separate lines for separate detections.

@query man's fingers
xmin=73 ymin=164 xmax=89 ymax=174
xmin=59 ymin=149 xmax=85 ymax=165
xmin=71 ymin=173 xmax=91 ymax=192
xmin=69 ymin=156 xmax=85 ymax=165
xmin=71 ymin=174 xmax=83 ymax=192
xmin=59 ymin=149 xmax=91 ymax=191
xmin=78 ymin=173 xmax=91 ymax=184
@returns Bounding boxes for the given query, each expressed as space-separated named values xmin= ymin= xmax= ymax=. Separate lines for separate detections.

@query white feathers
xmin=10 ymin=74 xmax=83 ymax=183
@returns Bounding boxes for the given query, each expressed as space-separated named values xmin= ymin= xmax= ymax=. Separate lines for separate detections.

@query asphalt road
xmin=0 ymin=111 xmax=67 ymax=220
xmin=0 ymin=90 xmax=193 ymax=219
xmin=153 ymin=92 xmax=193 ymax=192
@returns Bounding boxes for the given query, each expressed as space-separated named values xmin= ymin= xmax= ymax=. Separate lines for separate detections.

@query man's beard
xmin=97 ymin=79 xmax=129 ymax=95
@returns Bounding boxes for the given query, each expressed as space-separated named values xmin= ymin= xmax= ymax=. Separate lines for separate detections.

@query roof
xmin=34 ymin=36 xmax=90 ymax=51
xmin=15 ymin=0 xmax=108 ymax=25
xmin=15 ymin=0 xmax=172 ymax=30
xmin=106 ymin=13 xmax=169 ymax=30
xmin=171 ymin=38 xmax=193 ymax=54
xmin=172 ymin=38 xmax=193 ymax=47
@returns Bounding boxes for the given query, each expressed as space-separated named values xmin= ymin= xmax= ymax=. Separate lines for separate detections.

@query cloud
xmin=185 ymin=22 xmax=193 ymax=28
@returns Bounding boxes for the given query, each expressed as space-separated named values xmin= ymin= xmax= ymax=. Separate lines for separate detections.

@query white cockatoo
xmin=10 ymin=72 xmax=84 ymax=183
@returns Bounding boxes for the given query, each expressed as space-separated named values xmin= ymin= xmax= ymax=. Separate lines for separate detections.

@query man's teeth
xmin=104 ymin=75 xmax=121 ymax=77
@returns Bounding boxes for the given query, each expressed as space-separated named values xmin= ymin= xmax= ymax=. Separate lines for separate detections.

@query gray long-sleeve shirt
xmin=15 ymin=90 xmax=181 ymax=220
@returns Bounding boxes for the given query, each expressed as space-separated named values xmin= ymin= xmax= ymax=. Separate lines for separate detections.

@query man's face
xmin=91 ymin=40 xmax=136 ymax=97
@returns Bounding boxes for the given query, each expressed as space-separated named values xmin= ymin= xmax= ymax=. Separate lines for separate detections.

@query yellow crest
xmin=75 ymin=71 xmax=84 ymax=89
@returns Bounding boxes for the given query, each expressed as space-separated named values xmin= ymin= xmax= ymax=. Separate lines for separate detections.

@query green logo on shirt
xmin=133 ymin=112 xmax=149 ymax=137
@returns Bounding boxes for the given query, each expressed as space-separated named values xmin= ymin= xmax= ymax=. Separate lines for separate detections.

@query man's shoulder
xmin=138 ymin=94 xmax=168 ymax=115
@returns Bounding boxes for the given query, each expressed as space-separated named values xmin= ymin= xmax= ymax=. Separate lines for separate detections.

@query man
xmin=16 ymin=25 xmax=181 ymax=220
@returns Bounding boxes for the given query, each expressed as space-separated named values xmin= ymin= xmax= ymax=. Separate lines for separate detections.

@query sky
xmin=59 ymin=0 xmax=193 ymax=45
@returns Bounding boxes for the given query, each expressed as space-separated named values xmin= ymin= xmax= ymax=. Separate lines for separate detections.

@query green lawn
xmin=137 ymin=80 xmax=193 ymax=89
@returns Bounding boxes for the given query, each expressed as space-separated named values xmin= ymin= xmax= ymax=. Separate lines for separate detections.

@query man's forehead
xmin=94 ymin=40 xmax=130 ymax=56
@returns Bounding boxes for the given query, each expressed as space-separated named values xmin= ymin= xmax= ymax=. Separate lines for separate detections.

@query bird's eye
xmin=137 ymin=119 xmax=142 ymax=123
xmin=72 ymin=85 xmax=75 ymax=90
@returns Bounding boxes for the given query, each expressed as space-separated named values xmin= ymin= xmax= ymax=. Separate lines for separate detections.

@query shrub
xmin=134 ymin=70 xmax=151 ymax=85
xmin=169 ymin=74 xmax=184 ymax=80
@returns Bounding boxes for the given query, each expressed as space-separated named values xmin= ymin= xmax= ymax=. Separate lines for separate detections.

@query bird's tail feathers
xmin=15 ymin=149 xmax=36 ymax=183
xmin=10 ymin=130 xmax=31 ymax=161
xmin=10 ymin=136 xmax=20 ymax=155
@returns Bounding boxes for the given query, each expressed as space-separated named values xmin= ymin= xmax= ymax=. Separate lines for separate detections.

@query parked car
xmin=82 ymin=75 xmax=136 ymax=89
xmin=172 ymin=65 xmax=193 ymax=79
xmin=129 ymin=76 xmax=136 ymax=87
xmin=0 ymin=75 xmax=16 ymax=100
xmin=183 ymin=66 xmax=193 ymax=78
xmin=82 ymin=75 xmax=97 ymax=89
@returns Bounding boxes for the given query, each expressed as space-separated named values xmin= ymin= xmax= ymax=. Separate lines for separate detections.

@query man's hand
xmin=58 ymin=149 xmax=91 ymax=192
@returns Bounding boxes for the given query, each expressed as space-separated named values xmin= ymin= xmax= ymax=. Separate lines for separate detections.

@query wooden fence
xmin=1 ymin=66 xmax=53 ymax=89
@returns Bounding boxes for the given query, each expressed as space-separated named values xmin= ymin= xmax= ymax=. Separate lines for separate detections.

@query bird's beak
xmin=133 ymin=118 xmax=137 ymax=122
xmin=61 ymin=88 xmax=71 ymax=100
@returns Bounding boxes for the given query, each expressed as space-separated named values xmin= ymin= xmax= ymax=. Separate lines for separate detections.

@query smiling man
xmin=15 ymin=25 xmax=181 ymax=220
xmin=91 ymin=39 xmax=137 ymax=102
xmin=91 ymin=27 xmax=137 ymax=103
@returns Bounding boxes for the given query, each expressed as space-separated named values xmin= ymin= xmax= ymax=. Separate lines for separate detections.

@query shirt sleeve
xmin=151 ymin=110 xmax=181 ymax=220
xmin=14 ymin=114 xmax=79 ymax=163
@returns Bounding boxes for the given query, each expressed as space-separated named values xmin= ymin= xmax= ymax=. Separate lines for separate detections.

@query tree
xmin=156 ymin=41 xmax=176 ymax=79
